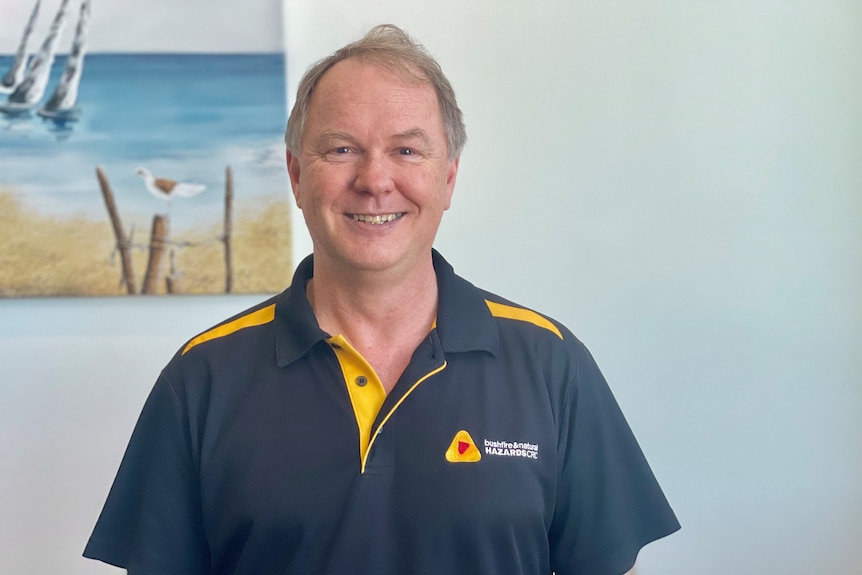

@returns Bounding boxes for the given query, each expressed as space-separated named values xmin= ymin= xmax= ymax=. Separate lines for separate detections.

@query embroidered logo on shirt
xmin=445 ymin=430 xmax=482 ymax=463
xmin=484 ymin=439 xmax=540 ymax=460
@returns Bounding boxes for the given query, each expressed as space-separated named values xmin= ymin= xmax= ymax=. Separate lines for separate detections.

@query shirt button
xmin=355 ymin=375 xmax=368 ymax=387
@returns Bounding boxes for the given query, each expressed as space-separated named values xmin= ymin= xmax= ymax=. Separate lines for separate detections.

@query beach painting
xmin=0 ymin=0 xmax=291 ymax=297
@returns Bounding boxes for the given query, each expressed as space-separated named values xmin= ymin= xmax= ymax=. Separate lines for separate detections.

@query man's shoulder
xmin=466 ymin=285 xmax=599 ymax=395
xmin=473 ymin=286 xmax=580 ymax=346
xmin=175 ymin=292 xmax=285 ymax=359
xmin=478 ymin=289 xmax=567 ymax=342
xmin=434 ymin=251 xmax=585 ymax=354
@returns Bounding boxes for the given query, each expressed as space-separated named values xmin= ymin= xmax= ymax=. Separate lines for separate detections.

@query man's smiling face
xmin=287 ymin=58 xmax=459 ymax=278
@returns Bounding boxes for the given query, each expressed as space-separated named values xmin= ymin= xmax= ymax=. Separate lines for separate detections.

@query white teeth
xmin=352 ymin=213 xmax=402 ymax=224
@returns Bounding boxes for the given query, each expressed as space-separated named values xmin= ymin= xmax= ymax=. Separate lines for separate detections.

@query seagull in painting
xmin=135 ymin=167 xmax=206 ymax=208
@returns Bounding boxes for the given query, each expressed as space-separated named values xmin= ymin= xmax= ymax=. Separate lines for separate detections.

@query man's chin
xmin=328 ymin=247 xmax=429 ymax=277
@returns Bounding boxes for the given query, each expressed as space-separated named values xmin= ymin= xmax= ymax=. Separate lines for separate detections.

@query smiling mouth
xmin=351 ymin=213 xmax=404 ymax=225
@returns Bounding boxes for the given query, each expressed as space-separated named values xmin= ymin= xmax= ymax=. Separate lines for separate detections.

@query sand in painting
xmin=0 ymin=188 xmax=292 ymax=297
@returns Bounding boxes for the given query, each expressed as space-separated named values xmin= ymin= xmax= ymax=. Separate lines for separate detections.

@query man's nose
xmin=353 ymin=152 xmax=394 ymax=196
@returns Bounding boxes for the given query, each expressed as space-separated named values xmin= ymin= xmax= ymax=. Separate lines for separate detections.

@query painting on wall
xmin=0 ymin=0 xmax=292 ymax=297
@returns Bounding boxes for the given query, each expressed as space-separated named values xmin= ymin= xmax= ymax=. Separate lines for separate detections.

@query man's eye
xmin=398 ymin=148 xmax=414 ymax=156
xmin=335 ymin=147 xmax=351 ymax=154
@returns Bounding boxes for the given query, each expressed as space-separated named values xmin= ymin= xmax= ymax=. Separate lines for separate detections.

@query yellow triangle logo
xmin=445 ymin=430 xmax=481 ymax=463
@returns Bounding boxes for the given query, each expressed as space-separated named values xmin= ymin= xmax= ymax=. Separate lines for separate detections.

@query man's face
xmin=287 ymin=58 xmax=459 ymax=277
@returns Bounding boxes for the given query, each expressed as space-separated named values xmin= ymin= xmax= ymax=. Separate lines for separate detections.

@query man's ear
xmin=286 ymin=150 xmax=302 ymax=208
xmin=442 ymin=156 xmax=460 ymax=211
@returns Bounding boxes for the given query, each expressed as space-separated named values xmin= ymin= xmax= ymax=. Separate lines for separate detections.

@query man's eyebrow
xmin=393 ymin=129 xmax=433 ymax=147
xmin=315 ymin=131 xmax=355 ymax=146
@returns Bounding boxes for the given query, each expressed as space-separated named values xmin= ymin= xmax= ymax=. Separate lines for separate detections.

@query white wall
xmin=1 ymin=1 xmax=860 ymax=573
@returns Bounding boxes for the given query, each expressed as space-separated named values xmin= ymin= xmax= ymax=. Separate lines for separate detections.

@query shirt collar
xmin=431 ymin=249 xmax=499 ymax=356
xmin=274 ymin=250 xmax=499 ymax=367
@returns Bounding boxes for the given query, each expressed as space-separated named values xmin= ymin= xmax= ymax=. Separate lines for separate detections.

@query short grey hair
xmin=284 ymin=24 xmax=466 ymax=161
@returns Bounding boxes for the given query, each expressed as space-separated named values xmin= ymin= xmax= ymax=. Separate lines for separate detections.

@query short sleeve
xmin=549 ymin=344 xmax=680 ymax=575
xmin=83 ymin=374 xmax=210 ymax=574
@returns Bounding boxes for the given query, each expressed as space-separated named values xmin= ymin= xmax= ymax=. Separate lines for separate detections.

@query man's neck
xmin=307 ymin=254 xmax=439 ymax=393
xmin=311 ymin=253 xmax=436 ymax=316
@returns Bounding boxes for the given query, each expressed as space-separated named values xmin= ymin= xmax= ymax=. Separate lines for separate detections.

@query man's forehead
xmin=299 ymin=57 xmax=448 ymax=154
xmin=309 ymin=58 xmax=437 ymax=113
xmin=308 ymin=60 xmax=441 ymax=121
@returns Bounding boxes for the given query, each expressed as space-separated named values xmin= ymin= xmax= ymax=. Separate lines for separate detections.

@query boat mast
xmin=42 ymin=0 xmax=92 ymax=114
xmin=0 ymin=0 xmax=43 ymax=92
xmin=6 ymin=0 xmax=72 ymax=107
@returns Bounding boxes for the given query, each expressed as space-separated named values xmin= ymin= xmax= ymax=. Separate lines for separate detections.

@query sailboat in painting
xmin=0 ymin=0 xmax=42 ymax=95
xmin=39 ymin=0 xmax=92 ymax=122
xmin=0 ymin=0 xmax=71 ymax=116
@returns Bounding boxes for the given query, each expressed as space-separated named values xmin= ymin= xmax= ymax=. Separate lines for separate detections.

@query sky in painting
xmin=0 ymin=0 xmax=284 ymax=54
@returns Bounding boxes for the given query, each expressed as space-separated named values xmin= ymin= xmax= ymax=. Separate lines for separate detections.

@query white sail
xmin=0 ymin=0 xmax=43 ymax=94
xmin=40 ymin=0 xmax=91 ymax=118
xmin=2 ymin=0 xmax=71 ymax=111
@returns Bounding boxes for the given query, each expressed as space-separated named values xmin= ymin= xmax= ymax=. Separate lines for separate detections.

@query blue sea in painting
xmin=0 ymin=53 xmax=288 ymax=230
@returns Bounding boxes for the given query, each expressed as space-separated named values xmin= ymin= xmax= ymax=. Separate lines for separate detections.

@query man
xmin=84 ymin=24 xmax=679 ymax=575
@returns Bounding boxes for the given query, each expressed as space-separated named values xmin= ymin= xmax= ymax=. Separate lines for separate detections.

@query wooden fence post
xmin=95 ymin=166 xmax=136 ymax=294
xmin=141 ymin=214 xmax=169 ymax=295
xmin=223 ymin=165 xmax=234 ymax=293
xmin=165 ymin=248 xmax=185 ymax=294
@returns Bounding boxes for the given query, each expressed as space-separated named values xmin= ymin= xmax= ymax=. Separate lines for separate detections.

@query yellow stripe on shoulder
xmin=182 ymin=304 xmax=276 ymax=355
xmin=485 ymin=300 xmax=563 ymax=340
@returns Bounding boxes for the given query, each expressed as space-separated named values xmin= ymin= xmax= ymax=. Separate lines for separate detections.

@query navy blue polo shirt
xmin=84 ymin=250 xmax=679 ymax=575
